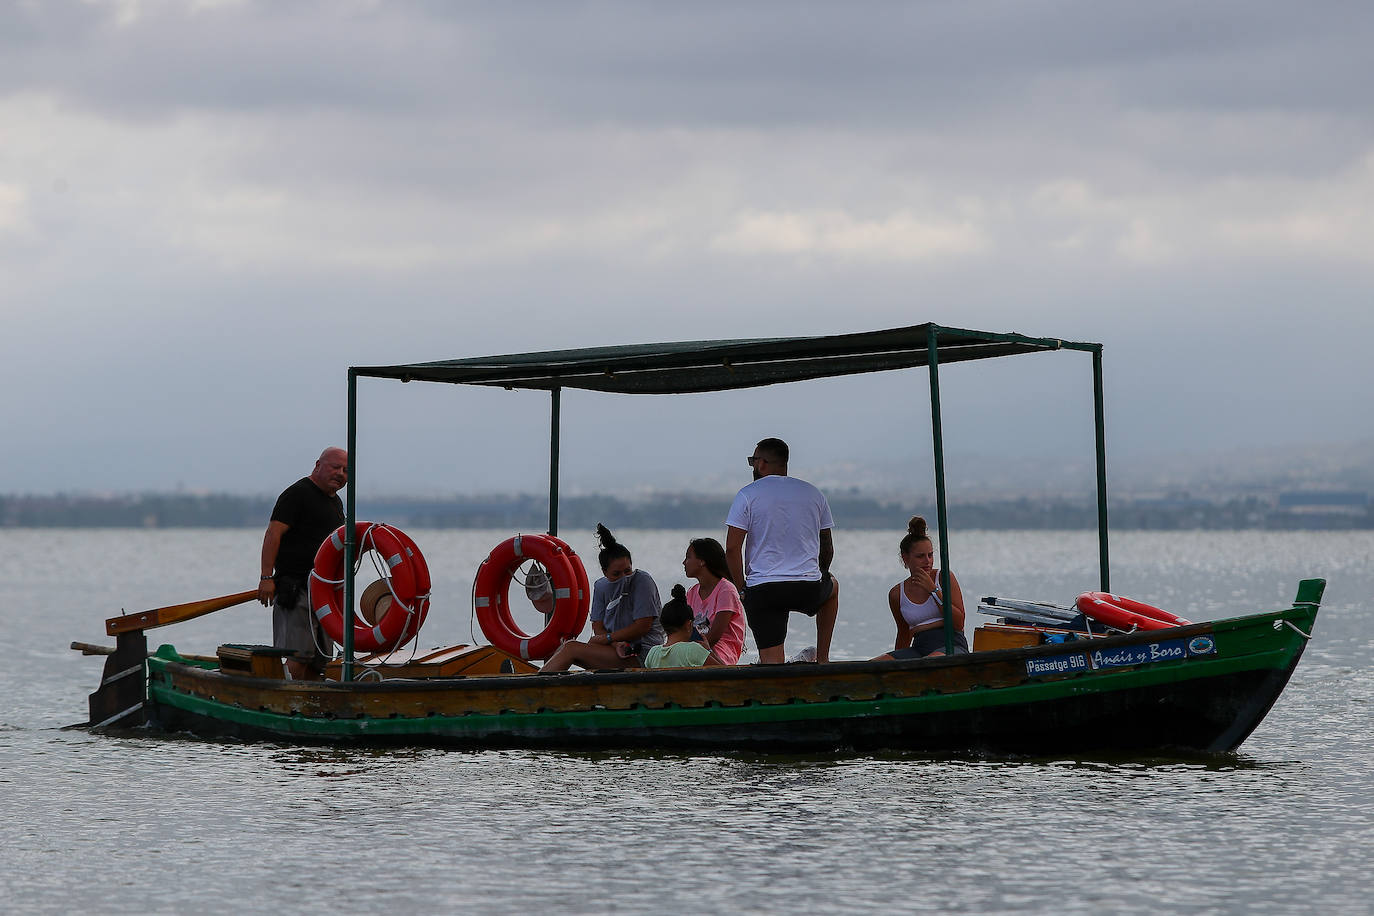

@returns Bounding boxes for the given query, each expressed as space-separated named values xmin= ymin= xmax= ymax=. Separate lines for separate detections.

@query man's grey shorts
xmin=272 ymin=583 xmax=333 ymax=666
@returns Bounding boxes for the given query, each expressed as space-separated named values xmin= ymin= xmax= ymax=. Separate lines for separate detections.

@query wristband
xmin=261 ymin=575 xmax=274 ymax=581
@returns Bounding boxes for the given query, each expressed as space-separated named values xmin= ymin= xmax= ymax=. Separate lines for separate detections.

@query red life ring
xmin=391 ymin=525 xmax=432 ymax=600
xmin=1075 ymin=592 xmax=1191 ymax=632
xmin=309 ymin=522 xmax=431 ymax=653
xmin=474 ymin=533 xmax=590 ymax=660
xmin=543 ymin=533 xmax=591 ymax=621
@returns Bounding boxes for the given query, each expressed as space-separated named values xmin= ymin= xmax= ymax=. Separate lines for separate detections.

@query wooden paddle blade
xmin=106 ymin=589 xmax=259 ymax=635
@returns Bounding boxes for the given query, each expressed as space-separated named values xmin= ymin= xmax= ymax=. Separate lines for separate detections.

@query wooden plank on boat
xmin=437 ymin=646 xmax=540 ymax=676
xmin=322 ymin=645 xmax=539 ymax=680
xmin=166 ymin=650 xmax=1040 ymax=721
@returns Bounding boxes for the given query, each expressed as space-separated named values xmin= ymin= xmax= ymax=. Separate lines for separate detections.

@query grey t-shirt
xmin=590 ymin=570 xmax=666 ymax=652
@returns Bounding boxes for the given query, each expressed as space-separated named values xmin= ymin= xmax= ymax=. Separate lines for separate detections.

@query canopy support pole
xmin=1092 ymin=348 xmax=1110 ymax=592
xmin=926 ymin=326 xmax=955 ymax=657
xmin=343 ymin=369 xmax=358 ymax=682
xmin=548 ymin=386 xmax=561 ymax=537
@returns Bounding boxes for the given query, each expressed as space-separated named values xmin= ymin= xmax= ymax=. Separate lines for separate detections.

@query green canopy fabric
xmin=352 ymin=323 xmax=1099 ymax=394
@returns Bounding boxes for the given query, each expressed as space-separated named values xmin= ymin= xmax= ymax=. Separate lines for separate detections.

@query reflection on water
xmin=2 ymin=529 xmax=1371 ymax=913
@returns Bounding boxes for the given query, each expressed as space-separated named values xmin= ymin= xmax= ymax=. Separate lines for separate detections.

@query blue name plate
xmin=1026 ymin=636 xmax=1217 ymax=677
xmin=1091 ymin=636 xmax=1216 ymax=670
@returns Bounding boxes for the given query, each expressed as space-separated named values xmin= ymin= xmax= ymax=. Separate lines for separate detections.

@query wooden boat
xmin=80 ymin=324 xmax=1324 ymax=754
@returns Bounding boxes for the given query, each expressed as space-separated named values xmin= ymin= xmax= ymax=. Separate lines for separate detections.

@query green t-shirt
xmin=644 ymin=641 xmax=710 ymax=669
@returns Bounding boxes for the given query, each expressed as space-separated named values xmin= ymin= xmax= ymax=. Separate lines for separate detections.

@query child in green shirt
xmin=644 ymin=585 xmax=710 ymax=669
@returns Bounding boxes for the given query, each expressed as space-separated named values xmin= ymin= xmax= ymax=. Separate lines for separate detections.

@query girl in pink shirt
xmin=681 ymin=537 xmax=747 ymax=666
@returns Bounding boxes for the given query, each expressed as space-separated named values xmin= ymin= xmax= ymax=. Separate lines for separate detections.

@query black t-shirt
xmin=270 ymin=477 xmax=345 ymax=579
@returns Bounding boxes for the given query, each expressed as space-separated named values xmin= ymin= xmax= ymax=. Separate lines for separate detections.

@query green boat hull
xmin=126 ymin=580 xmax=1322 ymax=755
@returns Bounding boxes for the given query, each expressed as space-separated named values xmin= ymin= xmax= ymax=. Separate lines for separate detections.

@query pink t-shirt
xmin=686 ymin=579 xmax=747 ymax=666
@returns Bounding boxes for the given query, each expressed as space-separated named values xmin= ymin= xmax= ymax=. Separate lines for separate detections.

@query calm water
xmin=3 ymin=529 xmax=1371 ymax=914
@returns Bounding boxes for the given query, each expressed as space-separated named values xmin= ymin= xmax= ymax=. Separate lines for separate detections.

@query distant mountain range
xmin=580 ymin=439 xmax=1374 ymax=502
xmin=4 ymin=441 xmax=1369 ymax=529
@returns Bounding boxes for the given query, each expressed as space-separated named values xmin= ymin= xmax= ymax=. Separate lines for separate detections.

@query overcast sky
xmin=3 ymin=0 xmax=1372 ymax=498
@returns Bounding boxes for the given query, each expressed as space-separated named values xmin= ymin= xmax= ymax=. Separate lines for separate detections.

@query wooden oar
xmin=106 ymin=589 xmax=259 ymax=636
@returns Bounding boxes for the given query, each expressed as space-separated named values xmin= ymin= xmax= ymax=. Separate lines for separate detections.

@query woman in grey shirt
xmin=540 ymin=523 xmax=665 ymax=672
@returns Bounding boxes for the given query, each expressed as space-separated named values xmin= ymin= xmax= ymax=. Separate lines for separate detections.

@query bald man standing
xmin=257 ymin=447 xmax=348 ymax=679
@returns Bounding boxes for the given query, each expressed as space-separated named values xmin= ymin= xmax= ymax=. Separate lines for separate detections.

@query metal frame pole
xmin=926 ymin=326 xmax=955 ymax=656
xmin=548 ymin=386 xmax=561 ymax=537
xmin=1092 ymin=348 xmax=1110 ymax=592
xmin=343 ymin=369 xmax=357 ymax=682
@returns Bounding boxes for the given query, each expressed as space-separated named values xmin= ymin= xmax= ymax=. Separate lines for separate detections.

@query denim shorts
xmin=892 ymin=628 xmax=969 ymax=658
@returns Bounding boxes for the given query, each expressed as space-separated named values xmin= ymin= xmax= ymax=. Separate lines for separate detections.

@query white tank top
xmin=898 ymin=579 xmax=943 ymax=628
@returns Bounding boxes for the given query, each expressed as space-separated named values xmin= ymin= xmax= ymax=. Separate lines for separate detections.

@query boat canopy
xmin=339 ymin=322 xmax=1109 ymax=679
xmin=352 ymin=324 xmax=1099 ymax=394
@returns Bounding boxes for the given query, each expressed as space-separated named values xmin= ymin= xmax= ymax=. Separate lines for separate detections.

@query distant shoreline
xmin=2 ymin=492 xmax=1368 ymax=530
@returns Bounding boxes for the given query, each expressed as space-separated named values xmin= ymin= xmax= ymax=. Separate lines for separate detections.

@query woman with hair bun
xmin=874 ymin=516 xmax=968 ymax=659
xmin=541 ymin=523 xmax=666 ymax=672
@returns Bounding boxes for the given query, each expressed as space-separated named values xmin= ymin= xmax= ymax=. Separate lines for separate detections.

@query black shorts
xmin=892 ymin=628 xmax=969 ymax=658
xmin=742 ymin=576 xmax=833 ymax=650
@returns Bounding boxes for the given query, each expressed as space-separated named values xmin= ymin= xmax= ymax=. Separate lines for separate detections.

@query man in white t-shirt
xmin=725 ymin=437 xmax=839 ymax=664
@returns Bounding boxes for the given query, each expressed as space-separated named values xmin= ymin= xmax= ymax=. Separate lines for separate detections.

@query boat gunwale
xmin=149 ymin=603 xmax=1316 ymax=696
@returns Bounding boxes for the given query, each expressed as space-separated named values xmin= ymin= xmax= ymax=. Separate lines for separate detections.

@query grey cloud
xmin=1 ymin=1 xmax=468 ymax=115
xmin=4 ymin=0 xmax=1373 ymax=495
xmin=442 ymin=1 xmax=1374 ymax=123
xmin=5 ymin=0 xmax=1368 ymax=199
xmin=7 ymin=1 xmax=1373 ymax=124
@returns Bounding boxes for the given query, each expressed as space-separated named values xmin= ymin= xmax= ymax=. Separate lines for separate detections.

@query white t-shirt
xmin=725 ymin=474 xmax=834 ymax=585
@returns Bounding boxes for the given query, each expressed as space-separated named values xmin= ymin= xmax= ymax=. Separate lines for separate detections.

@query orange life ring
xmin=1075 ymin=592 xmax=1191 ymax=632
xmin=474 ymin=533 xmax=590 ymax=660
xmin=310 ymin=521 xmax=431 ymax=653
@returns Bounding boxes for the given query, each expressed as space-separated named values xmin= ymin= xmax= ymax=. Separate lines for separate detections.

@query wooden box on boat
xmin=216 ymin=645 xmax=288 ymax=680
xmin=972 ymin=624 xmax=1049 ymax=652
